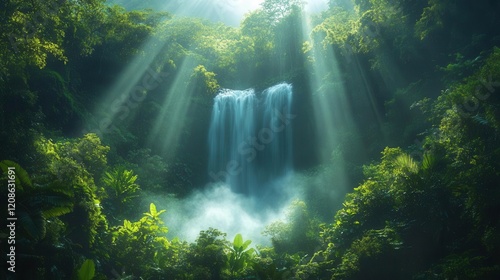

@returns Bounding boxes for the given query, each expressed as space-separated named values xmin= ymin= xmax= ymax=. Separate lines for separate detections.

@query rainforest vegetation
xmin=1 ymin=0 xmax=500 ymax=279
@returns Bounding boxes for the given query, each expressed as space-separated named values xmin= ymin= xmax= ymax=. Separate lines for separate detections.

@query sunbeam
xmin=83 ymin=36 xmax=169 ymax=139
xmin=300 ymin=10 xmax=358 ymax=193
xmin=147 ymin=55 xmax=199 ymax=159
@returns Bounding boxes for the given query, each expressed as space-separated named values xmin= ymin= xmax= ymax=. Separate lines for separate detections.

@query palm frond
xmin=421 ymin=152 xmax=435 ymax=171
xmin=395 ymin=154 xmax=419 ymax=174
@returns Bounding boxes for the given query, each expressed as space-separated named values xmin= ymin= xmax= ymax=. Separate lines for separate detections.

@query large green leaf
xmin=150 ymin=203 xmax=157 ymax=216
xmin=244 ymin=247 xmax=256 ymax=256
xmin=77 ymin=259 xmax=95 ymax=280
xmin=233 ymin=233 xmax=243 ymax=248
xmin=242 ymin=239 xmax=252 ymax=250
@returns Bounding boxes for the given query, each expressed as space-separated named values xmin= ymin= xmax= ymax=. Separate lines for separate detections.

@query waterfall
xmin=261 ymin=83 xmax=293 ymax=180
xmin=208 ymin=89 xmax=257 ymax=194
xmin=208 ymin=83 xmax=293 ymax=195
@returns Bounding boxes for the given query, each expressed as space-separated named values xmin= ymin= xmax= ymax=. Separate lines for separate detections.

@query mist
xmin=138 ymin=161 xmax=348 ymax=246
xmin=144 ymin=176 xmax=301 ymax=245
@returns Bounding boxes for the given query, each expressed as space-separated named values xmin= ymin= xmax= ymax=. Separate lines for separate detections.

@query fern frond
xmin=18 ymin=210 xmax=45 ymax=241
xmin=0 ymin=160 xmax=32 ymax=191
xmin=42 ymin=206 xmax=73 ymax=219
xmin=472 ymin=114 xmax=489 ymax=125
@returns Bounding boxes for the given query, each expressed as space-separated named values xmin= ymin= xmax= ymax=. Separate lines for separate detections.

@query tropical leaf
xmin=144 ymin=203 xmax=166 ymax=219
xmin=228 ymin=234 xmax=256 ymax=275
xmin=103 ymin=167 xmax=140 ymax=204
xmin=42 ymin=206 xmax=73 ymax=219
xmin=233 ymin=233 xmax=243 ymax=248
xmin=77 ymin=259 xmax=95 ymax=280
xmin=150 ymin=203 xmax=157 ymax=216
xmin=422 ymin=152 xmax=435 ymax=171
xmin=242 ymin=239 xmax=252 ymax=250
xmin=1 ymin=161 xmax=74 ymax=241
xmin=0 ymin=160 xmax=32 ymax=191
xmin=18 ymin=210 xmax=45 ymax=241
xmin=245 ymin=247 xmax=256 ymax=256
xmin=395 ymin=154 xmax=419 ymax=174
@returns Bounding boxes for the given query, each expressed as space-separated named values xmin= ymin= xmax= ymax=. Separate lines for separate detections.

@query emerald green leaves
xmin=233 ymin=233 xmax=244 ymax=249
xmin=232 ymin=233 xmax=253 ymax=254
xmin=0 ymin=160 xmax=32 ymax=191
xmin=227 ymin=234 xmax=256 ymax=276
xmin=103 ymin=167 xmax=140 ymax=204
xmin=395 ymin=153 xmax=419 ymax=174
xmin=110 ymin=203 xmax=170 ymax=276
xmin=102 ymin=166 xmax=141 ymax=223
xmin=421 ymin=152 xmax=436 ymax=172
xmin=76 ymin=259 xmax=95 ymax=280
xmin=190 ymin=65 xmax=220 ymax=95
xmin=145 ymin=203 xmax=166 ymax=220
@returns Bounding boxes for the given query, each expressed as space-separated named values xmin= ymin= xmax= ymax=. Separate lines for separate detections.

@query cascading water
xmin=260 ymin=83 xmax=293 ymax=180
xmin=208 ymin=88 xmax=257 ymax=194
xmin=208 ymin=83 xmax=293 ymax=196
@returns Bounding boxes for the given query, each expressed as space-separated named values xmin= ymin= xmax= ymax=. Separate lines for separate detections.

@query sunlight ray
xmin=83 ymin=36 xmax=168 ymax=138
xmin=147 ymin=55 xmax=199 ymax=159
xmin=300 ymin=10 xmax=356 ymax=192
xmin=301 ymin=12 xmax=355 ymax=157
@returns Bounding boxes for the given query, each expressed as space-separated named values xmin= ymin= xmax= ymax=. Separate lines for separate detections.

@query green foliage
xmin=0 ymin=160 xmax=73 ymax=241
xmin=226 ymin=234 xmax=256 ymax=276
xmin=313 ymin=0 xmax=406 ymax=55
xmin=439 ymin=52 xmax=485 ymax=84
xmin=77 ymin=259 xmax=95 ymax=280
xmin=332 ymin=227 xmax=402 ymax=279
xmin=0 ymin=0 xmax=68 ymax=71
xmin=35 ymin=134 xmax=109 ymax=251
xmin=191 ymin=65 xmax=220 ymax=95
xmin=253 ymin=261 xmax=290 ymax=280
xmin=102 ymin=166 xmax=140 ymax=204
xmin=110 ymin=203 xmax=169 ymax=277
xmin=264 ymin=200 xmax=321 ymax=256
xmin=37 ymin=133 xmax=110 ymax=181
xmin=100 ymin=5 xmax=169 ymax=57
xmin=421 ymin=152 xmax=435 ymax=172
xmin=186 ymin=228 xmax=229 ymax=279
xmin=299 ymin=47 xmax=500 ymax=279
xmin=414 ymin=253 xmax=500 ymax=280
xmin=312 ymin=7 xmax=359 ymax=50
xmin=29 ymin=69 xmax=85 ymax=132
xmin=261 ymin=0 xmax=304 ymax=26
xmin=430 ymin=48 xmax=500 ymax=243
xmin=126 ymin=148 xmax=169 ymax=191
xmin=241 ymin=10 xmax=273 ymax=49
xmin=0 ymin=160 xmax=32 ymax=191
xmin=414 ymin=0 xmax=448 ymax=40
xmin=394 ymin=153 xmax=419 ymax=175
xmin=145 ymin=202 xmax=166 ymax=219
